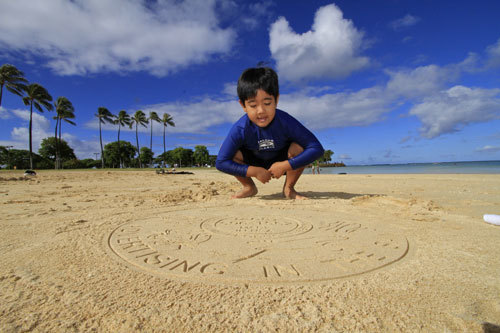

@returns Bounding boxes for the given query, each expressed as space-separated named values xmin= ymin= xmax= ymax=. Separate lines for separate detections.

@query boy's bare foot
xmin=232 ymin=186 xmax=258 ymax=199
xmin=283 ymin=186 xmax=308 ymax=200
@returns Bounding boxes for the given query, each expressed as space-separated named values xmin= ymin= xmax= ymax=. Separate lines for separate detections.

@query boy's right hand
xmin=247 ymin=166 xmax=272 ymax=184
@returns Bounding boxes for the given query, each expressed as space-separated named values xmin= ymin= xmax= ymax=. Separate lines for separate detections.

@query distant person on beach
xmin=216 ymin=67 xmax=324 ymax=199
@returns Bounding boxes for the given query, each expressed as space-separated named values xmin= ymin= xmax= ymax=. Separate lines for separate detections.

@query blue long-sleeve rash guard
xmin=216 ymin=109 xmax=325 ymax=177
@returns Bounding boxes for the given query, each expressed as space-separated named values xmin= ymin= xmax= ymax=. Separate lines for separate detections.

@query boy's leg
xmin=283 ymin=142 xmax=307 ymax=199
xmin=232 ymin=150 xmax=258 ymax=199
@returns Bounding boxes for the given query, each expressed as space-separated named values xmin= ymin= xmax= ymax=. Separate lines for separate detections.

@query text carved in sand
xmin=108 ymin=207 xmax=409 ymax=283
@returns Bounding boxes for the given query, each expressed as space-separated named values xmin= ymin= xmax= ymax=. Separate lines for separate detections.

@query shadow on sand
xmin=258 ymin=191 xmax=381 ymax=201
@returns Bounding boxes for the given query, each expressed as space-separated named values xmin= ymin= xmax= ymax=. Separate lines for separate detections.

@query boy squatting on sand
xmin=216 ymin=67 xmax=325 ymax=199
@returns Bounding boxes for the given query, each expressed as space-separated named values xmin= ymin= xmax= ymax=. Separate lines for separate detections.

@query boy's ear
xmin=275 ymin=94 xmax=279 ymax=106
xmin=239 ymin=99 xmax=247 ymax=111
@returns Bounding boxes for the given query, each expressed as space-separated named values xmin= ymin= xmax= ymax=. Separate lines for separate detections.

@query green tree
xmin=22 ymin=83 xmax=53 ymax=169
xmin=139 ymin=147 xmax=154 ymax=167
xmin=53 ymin=97 xmax=75 ymax=169
xmin=193 ymin=145 xmax=209 ymax=166
xmin=39 ymin=137 xmax=76 ymax=166
xmin=130 ymin=110 xmax=148 ymax=168
xmin=114 ymin=110 xmax=131 ymax=168
xmin=95 ymin=107 xmax=114 ymax=168
xmin=319 ymin=149 xmax=334 ymax=163
xmin=0 ymin=148 xmax=51 ymax=169
xmin=148 ymin=111 xmax=161 ymax=164
xmin=208 ymin=155 xmax=217 ymax=167
xmin=155 ymin=150 xmax=174 ymax=167
xmin=160 ymin=113 xmax=175 ymax=166
xmin=103 ymin=140 xmax=137 ymax=168
xmin=0 ymin=64 xmax=28 ymax=107
xmin=170 ymin=147 xmax=193 ymax=167
xmin=82 ymin=158 xmax=100 ymax=169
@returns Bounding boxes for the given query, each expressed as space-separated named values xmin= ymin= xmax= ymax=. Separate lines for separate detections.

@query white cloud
xmin=339 ymin=154 xmax=351 ymax=160
xmin=476 ymin=145 xmax=500 ymax=153
xmin=390 ymin=14 xmax=420 ymax=31
xmin=385 ymin=65 xmax=457 ymax=100
xmin=9 ymin=109 xmax=52 ymax=151
xmin=0 ymin=106 xmax=11 ymax=119
xmin=409 ymin=86 xmax=500 ymax=138
xmin=142 ymin=98 xmax=242 ymax=134
xmin=269 ymin=3 xmax=369 ymax=82
xmin=280 ymin=86 xmax=389 ymax=130
xmin=486 ymin=38 xmax=500 ymax=68
xmin=0 ymin=0 xmax=235 ymax=76
xmin=61 ymin=133 xmax=101 ymax=159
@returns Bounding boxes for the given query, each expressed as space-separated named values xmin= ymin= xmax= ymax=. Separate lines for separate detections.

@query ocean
xmin=305 ymin=160 xmax=500 ymax=174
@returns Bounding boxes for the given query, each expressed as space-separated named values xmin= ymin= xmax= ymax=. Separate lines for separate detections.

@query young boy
xmin=216 ymin=67 xmax=324 ymax=199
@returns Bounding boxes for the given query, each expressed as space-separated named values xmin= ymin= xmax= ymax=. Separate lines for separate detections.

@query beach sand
xmin=1 ymin=169 xmax=499 ymax=332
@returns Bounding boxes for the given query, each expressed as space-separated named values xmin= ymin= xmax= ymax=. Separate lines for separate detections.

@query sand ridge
xmin=1 ymin=170 xmax=499 ymax=331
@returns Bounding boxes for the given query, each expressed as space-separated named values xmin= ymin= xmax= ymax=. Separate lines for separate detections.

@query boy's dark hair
xmin=237 ymin=67 xmax=279 ymax=105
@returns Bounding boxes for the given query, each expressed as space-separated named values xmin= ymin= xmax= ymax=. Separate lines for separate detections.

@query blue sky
xmin=1 ymin=0 xmax=500 ymax=165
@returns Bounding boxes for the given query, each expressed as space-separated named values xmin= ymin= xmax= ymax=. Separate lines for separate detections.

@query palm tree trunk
xmin=54 ymin=117 xmax=59 ymax=169
xmin=163 ymin=125 xmax=166 ymax=167
xmin=135 ymin=123 xmax=141 ymax=168
xmin=0 ymin=84 xmax=4 ymax=107
xmin=118 ymin=125 xmax=122 ymax=168
xmin=29 ymin=103 xmax=33 ymax=169
xmin=58 ymin=119 xmax=62 ymax=169
xmin=99 ymin=121 xmax=104 ymax=168
xmin=150 ymin=122 xmax=153 ymax=166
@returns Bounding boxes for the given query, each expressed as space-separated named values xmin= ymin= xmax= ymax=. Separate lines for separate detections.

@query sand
xmin=1 ymin=169 xmax=499 ymax=332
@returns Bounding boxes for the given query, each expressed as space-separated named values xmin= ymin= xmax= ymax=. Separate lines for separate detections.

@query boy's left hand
xmin=268 ymin=161 xmax=292 ymax=179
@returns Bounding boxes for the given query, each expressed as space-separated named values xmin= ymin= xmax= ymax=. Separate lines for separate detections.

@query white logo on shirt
xmin=258 ymin=139 xmax=275 ymax=150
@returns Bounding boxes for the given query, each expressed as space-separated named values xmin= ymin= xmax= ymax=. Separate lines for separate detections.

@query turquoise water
xmin=305 ymin=160 xmax=500 ymax=174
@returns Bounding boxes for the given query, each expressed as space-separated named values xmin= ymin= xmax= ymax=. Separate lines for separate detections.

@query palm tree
xmin=95 ymin=107 xmax=114 ymax=168
xmin=148 ymin=111 xmax=161 ymax=164
xmin=130 ymin=110 xmax=148 ymax=168
xmin=114 ymin=110 xmax=131 ymax=168
xmin=22 ymin=83 xmax=53 ymax=169
xmin=0 ymin=64 xmax=28 ymax=107
xmin=53 ymin=97 xmax=75 ymax=169
xmin=161 ymin=113 xmax=175 ymax=167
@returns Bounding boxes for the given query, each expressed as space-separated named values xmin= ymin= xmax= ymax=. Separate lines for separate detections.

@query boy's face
xmin=240 ymin=89 xmax=279 ymax=128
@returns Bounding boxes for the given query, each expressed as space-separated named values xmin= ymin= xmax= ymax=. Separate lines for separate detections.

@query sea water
xmin=305 ymin=160 xmax=500 ymax=174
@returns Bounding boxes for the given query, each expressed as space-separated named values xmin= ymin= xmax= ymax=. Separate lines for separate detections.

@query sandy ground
xmin=1 ymin=169 xmax=499 ymax=332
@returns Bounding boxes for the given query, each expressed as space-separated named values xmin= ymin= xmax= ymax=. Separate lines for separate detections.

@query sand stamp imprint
xmin=108 ymin=207 xmax=409 ymax=283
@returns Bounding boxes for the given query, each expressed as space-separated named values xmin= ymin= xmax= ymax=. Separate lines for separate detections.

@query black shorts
xmin=240 ymin=144 xmax=290 ymax=170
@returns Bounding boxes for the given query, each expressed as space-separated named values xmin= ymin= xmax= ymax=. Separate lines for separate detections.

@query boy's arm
xmin=283 ymin=113 xmax=325 ymax=169
xmin=215 ymin=127 xmax=249 ymax=177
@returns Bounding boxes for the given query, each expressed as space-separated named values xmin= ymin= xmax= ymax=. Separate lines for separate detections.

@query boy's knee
xmin=233 ymin=150 xmax=245 ymax=164
xmin=288 ymin=142 xmax=304 ymax=158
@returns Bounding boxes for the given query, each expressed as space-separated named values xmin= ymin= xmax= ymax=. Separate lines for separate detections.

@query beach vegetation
xmin=193 ymin=145 xmax=210 ymax=166
xmin=130 ymin=110 xmax=148 ymax=168
xmin=96 ymin=107 xmax=115 ymax=168
xmin=170 ymin=147 xmax=193 ymax=167
xmin=0 ymin=64 xmax=28 ymax=107
xmin=0 ymin=147 xmax=51 ymax=169
xmin=140 ymin=147 xmax=154 ymax=167
xmin=22 ymin=83 xmax=54 ymax=169
xmin=161 ymin=113 xmax=175 ymax=166
xmin=103 ymin=140 xmax=137 ymax=168
xmin=53 ymin=97 xmax=76 ymax=169
xmin=148 ymin=111 xmax=161 ymax=164
xmin=319 ymin=149 xmax=334 ymax=163
xmin=114 ymin=110 xmax=132 ymax=168
xmin=39 ymin=137 xmax=76 ymax=167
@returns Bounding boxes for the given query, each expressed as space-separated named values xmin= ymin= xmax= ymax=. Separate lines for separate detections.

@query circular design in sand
xmin=107 ymin=206 xmax=409 ymax=284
